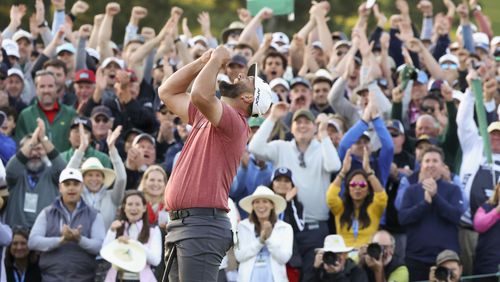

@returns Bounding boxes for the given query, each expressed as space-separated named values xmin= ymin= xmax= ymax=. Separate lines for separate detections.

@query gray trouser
xmin=165 ymin=214 xmax=232 ymax=282
xmin=459 ymin=226 xmax=478 ymax=276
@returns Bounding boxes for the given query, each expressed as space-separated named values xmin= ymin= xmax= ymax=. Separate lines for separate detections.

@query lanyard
xmin=27 ymin=175 xmax=38 ymax=191
xmin=352 ymin=218 xmax=359 ymax=239
xmin=13 ymin=269 xmax=25 ymax=282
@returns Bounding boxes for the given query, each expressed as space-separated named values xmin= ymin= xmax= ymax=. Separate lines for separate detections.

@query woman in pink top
xmin=473 ymin=183 xmax=500 ymax=277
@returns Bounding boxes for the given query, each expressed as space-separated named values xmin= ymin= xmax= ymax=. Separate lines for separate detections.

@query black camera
xmin=322 ymin=251 xmax=338 ymax=265
xmin=435 ymin=266 xmax=452 ymax=281
xmin=367 ymin=243 xmax=383 ymax=259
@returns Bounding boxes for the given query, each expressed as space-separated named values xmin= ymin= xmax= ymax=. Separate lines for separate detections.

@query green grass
xmin=482 ymin=1 xmax=500 ymax=35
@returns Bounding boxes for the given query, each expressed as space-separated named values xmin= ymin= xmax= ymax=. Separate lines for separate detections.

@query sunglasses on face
xmin=349 ymin=181 xmax=368 ymax=188
xmin=420 ymin=106 xmax=435 ymax=114
xmin=440 ymin=63 xmax=458 ymax=70
xmin=94 ymin=117 xmax=109 ymax=123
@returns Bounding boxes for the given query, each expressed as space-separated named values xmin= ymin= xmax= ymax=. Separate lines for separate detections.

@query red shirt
xmin=39 ymin=101 xmax=60 ymax=124
xmin=165 ymin=102 xmax=249 ymax=212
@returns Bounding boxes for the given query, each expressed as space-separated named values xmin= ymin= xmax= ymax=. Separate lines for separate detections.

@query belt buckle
xmin=179 ymin=209 xmax=190 ymax=219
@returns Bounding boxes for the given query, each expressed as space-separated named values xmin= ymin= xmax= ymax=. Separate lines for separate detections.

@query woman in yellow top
xmin=327 ymin=147 xmax=388 ymax=249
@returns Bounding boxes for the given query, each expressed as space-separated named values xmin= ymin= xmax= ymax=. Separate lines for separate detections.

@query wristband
xmin=338 ymin=172 xmax=346 ymax=179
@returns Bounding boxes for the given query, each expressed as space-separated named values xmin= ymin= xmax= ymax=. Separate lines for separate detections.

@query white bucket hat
xmin=248 ymin=64 xmax=273 ymax=116
xmin=80 ymin=157 xmax=116 ymax=188
xmin=239 ymin=186 xmax=286 ymax=214
xmin=100 ymin=239 xmax=147 ymax=273
xmin=322 ymin=235 xmax=353 ymax=253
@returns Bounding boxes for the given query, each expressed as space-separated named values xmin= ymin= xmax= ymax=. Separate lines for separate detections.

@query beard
xmin=26 ymin=158 xmax=44 ymax=172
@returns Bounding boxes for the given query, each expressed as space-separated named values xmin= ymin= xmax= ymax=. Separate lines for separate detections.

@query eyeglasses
xmin=94 ymin=116 xmax=109 ymax=123
xmin=349 ymin=181 xmax=368 ymax=188
xmin=299 ymin=152 xmax=306 ymax=168
xmin=420 ymin=106 xmax=435 ymax=114
xmin=440 ymin=63 xmax=458 ymax=70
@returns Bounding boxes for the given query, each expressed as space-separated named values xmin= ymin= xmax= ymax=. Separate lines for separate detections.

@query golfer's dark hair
xmin=219 ymin=80 xmax=252 ymax=98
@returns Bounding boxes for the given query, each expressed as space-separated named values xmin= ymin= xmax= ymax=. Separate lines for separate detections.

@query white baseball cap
xmin=269 ymin=78 xmax=290 ymax=91
xmin=56 ymin=42 xmax=76 ymax=55
xmin=2 ymin=39 xmax=20 ymax=59
xmin=12 ymin=29 xmax=33 ymax=43
xmin=248 ymin=64 xmax=273 ymax=116
xmin=439 ymin=53 xmax=459 ymax=65
xmin=272 ymin=32 xmax=290 ymax=46
xmin=101 ymin=57 xmax=125 ymax=69
xmin=85 ymin=47 xmax=100 ymax=62
xmin=7 ymin=68 xmax=24 ymax=80
xmin=59 ymin=168 xmax=83 ymax=183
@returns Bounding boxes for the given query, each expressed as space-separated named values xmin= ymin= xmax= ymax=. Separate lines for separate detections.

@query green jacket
xmin=15 ymin=101 xmax=76 ymax=152
xmin=61 ymin=147 xmax=112 ymax=169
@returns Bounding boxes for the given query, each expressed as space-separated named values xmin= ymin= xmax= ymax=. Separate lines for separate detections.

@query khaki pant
xmin=458 ymin=226 xmax=478 ymax=276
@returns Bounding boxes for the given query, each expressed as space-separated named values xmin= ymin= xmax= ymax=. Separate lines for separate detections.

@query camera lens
xmin=435 ymin=266 xmax=451 ymax=281
xmin=322 ymin=251 xmax=338 ymax=265
xmin=367 ymin=243 xmax=383 ymax=259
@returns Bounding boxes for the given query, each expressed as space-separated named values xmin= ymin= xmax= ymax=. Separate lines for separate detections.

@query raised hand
xmin=182 ymin=18 xmax=192 ymax=38
xmin=210 ymin=45 xmax=230 ymax=66
xmin=373 ymin=4 xmax=387 ymax=28
xmin=341 ymin=148 xmax=353 ymax=175
xmin=10 ymin=4 xmax=27 ymax=27
xmin=35 ymin=0 xmax=45 ymax=26
xmin=237 ymin=8 xmax=252 ymax=24
xmin=106 ymin=125 xmax=122 ymax=149
xmin=197 ymin=12 xmax=211 ymax=36
xmin=269 ymin=102 xmax=289 ymax=121
xmin=78 ymin=24 xmax=92 ymax=39
xmin=105 ymin=2 xmax=120 ymax=16
xmin=392 ymin=85 xmax=404 ymax=102
xmin=483 ymin=77 xmax=498 ymax=103
xmin=95 ymin=68 xmax=107 ymax=91
xmin=170 ymin=6 xmax=183 ymax=18
xmin=71 ymin=1 xmax=89 ymax=16
xmin=110 ymin=220 xmax=124 ymax=232
xmin=404 ymin=38 xmax=423 ymax=53
xmin=396 ymin=0 xmax=409 ymax=16
xmin=257 ymin=7 xmax=273 ymax=21
xmin=30 ymin=14 xmax=40 ymax=37
xmin=78 ymin=123 xmax=89 ymax=152
xmin=417 ymin=0 xmax=433 ymax=17
xmin=36 ymin=118 xmax=46 ymax=140
xmin=131 ymin=6 xmax=148 ymax=21
xmin=260 ymin=221 xmax=273 ymax=242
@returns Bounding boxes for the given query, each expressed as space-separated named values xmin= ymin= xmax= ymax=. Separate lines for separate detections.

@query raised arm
xmin=238 ymin=7 xmax=273 ymax=52
xmin=98 ymin=2 xmax=120 ymax=61
xmin=158 ymin=50 xmax=212 ymax=123
xmin=190 ymin=46 xmax=229 ymax=126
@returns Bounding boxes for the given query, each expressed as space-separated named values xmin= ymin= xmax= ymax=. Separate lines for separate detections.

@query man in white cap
xmin=28 ymin=167 xmax=105 ymax=281
xmin=159 ymin=45 xmax=273 ymax=281
xmin=313 ymin=234 xmax=368 ymax=281
xmin=4 ymin=68 xmax=28 ymax=112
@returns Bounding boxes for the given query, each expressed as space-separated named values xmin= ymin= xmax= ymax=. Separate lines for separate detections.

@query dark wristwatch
xmin=38 ymin=21 xmax=48 ymax=28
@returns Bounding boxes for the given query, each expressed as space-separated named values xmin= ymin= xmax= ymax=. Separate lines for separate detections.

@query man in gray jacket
xmin=5 ymin=118 xmax=66 ymax=228
xmin=28 ymin=167 xmax=105 ymax=282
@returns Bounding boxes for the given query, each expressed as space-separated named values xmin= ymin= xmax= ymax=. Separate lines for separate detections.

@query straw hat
xmin=100 ymin=239 xmax=147 ymax=273
xmin=321 ymin=235 xmax=353 ymax=253
xmin=239 ymin=186 xmax=286 ymax=214
xmin=80 ymin=157 xmax=116 ymax=188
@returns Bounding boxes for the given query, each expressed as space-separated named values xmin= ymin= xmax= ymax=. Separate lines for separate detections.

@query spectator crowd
xmin=0 ymin=0 xmax=500 ymax=281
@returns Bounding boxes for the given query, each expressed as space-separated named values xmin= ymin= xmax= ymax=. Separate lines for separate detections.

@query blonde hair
xmin=487 ymin=183 xmax=500 ymax=206
xmin=138 ymin=165 xmax=168 ymax=203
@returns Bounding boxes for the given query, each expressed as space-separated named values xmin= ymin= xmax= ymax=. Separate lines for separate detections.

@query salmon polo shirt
xmin=165 ymin=101 xmax=250 ymax=212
